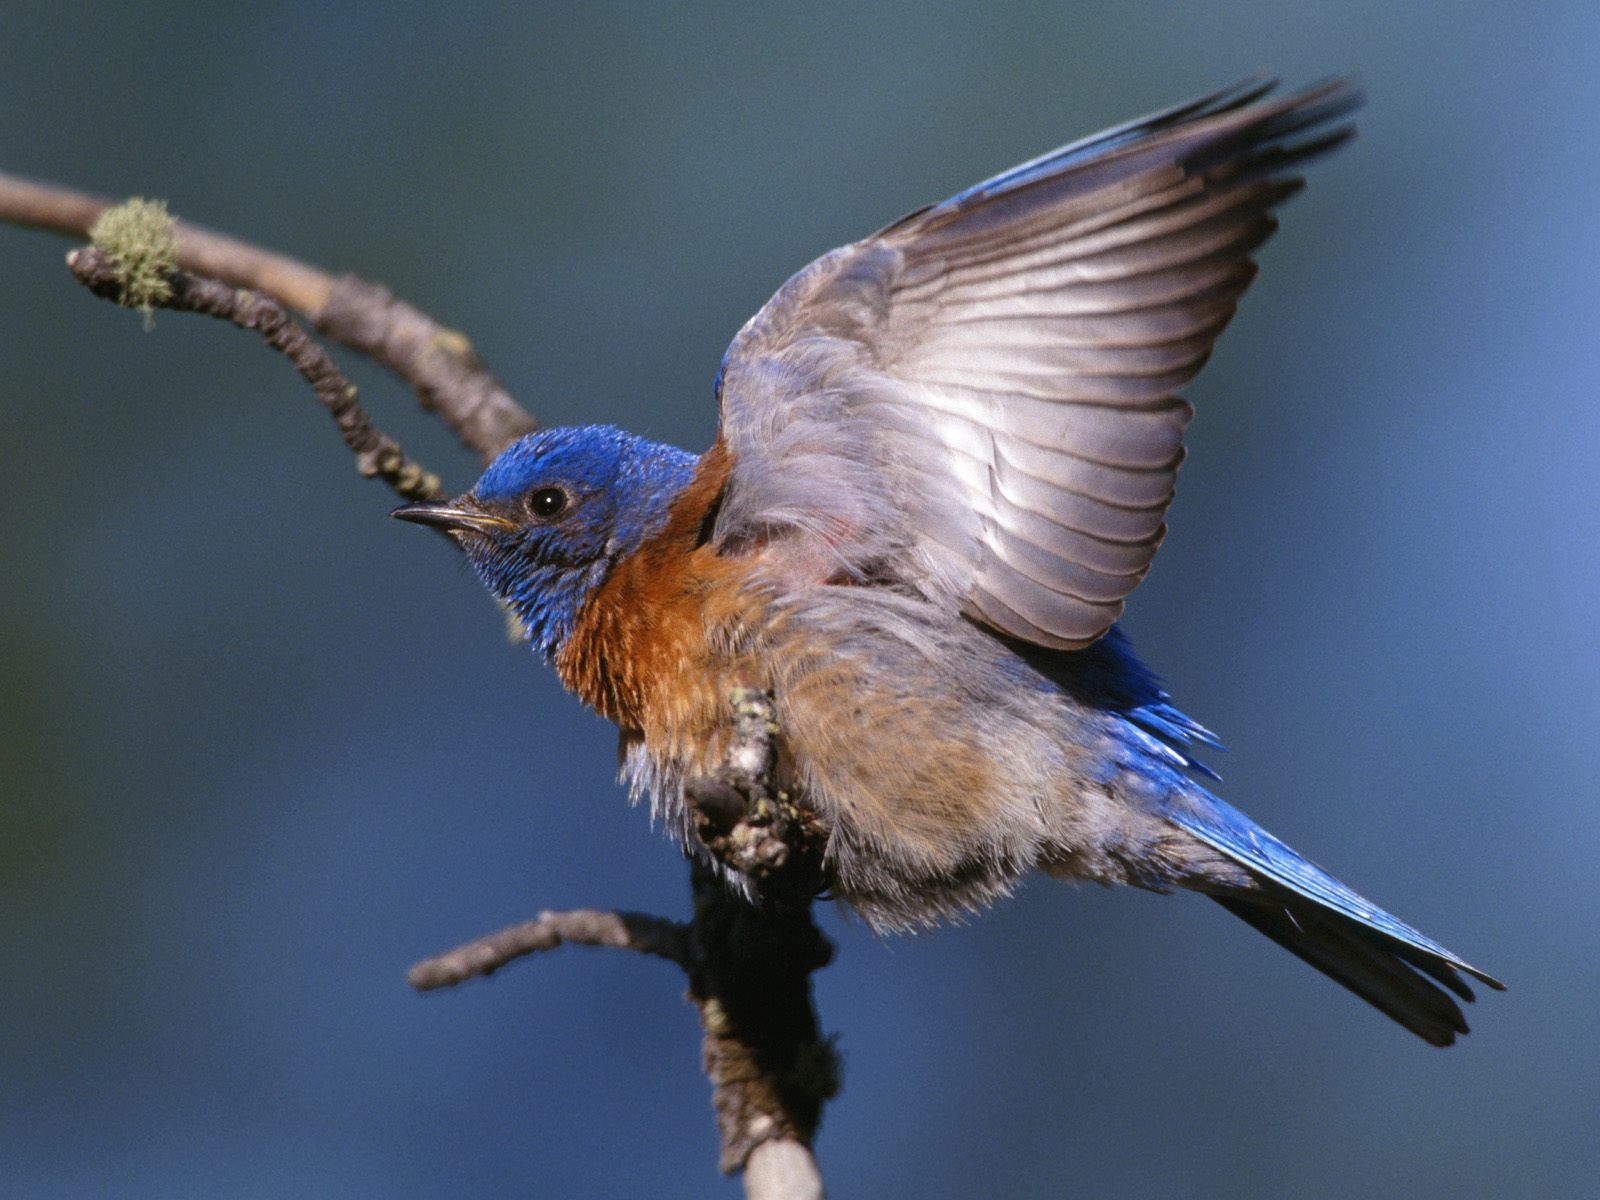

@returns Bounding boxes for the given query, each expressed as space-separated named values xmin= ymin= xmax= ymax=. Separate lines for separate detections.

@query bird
xmin=394 ymin=78 xmax=1503 ymax=1046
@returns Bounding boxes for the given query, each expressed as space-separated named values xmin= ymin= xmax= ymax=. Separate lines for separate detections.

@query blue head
xmin=393 ymin=425 xmax=697 ymax=658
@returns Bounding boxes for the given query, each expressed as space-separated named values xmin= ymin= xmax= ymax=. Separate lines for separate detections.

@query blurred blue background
xmin=1 ymin=3 xmax=1595 ymax=1197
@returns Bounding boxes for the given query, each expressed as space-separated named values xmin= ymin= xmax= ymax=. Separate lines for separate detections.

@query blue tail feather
xmin=1024 ymin=623 xmax=1501 ymax=1041
xmin=1170 ymin=789 xmax=1499 ymax=986
xmin=1168 ymin=788 xmax=1504 ymax=1045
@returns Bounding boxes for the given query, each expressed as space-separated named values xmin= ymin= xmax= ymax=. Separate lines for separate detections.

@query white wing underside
xmin=714 ymin=79 xmax=1360 ymax=648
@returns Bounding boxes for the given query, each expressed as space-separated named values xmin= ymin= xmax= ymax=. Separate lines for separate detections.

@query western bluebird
xmin=396 ymin=79 xmax=1502 ymax=1045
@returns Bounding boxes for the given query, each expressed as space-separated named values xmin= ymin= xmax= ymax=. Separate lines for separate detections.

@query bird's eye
xmin=526 ymin=487 xmax=569 ymax=519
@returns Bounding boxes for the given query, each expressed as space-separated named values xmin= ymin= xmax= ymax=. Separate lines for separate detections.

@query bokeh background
xmin=2 ymin=3 xmax=1596 ymax=1197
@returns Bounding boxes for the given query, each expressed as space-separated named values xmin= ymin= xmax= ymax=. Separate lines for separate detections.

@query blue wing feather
xmin=1013 ymin=625 xmax=1225 ymax=778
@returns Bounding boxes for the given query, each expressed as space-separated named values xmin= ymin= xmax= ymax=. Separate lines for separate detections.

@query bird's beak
xmin=390 ymin=501 xmax=515 ymax=534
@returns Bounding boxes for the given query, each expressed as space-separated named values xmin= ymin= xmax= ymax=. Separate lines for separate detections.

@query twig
xmin=68 ymin=245 xmax=444 ymax=502
xmin=0 ymin=171 xmax=329 ymax=310
xmin=0 ymin=170 xmax=537 ymax=460
xmin=408 ymin=909 xmax=689 ymax=989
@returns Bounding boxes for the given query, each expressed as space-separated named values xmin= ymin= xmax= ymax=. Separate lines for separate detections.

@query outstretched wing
xmin=713 ymin=78 xmax=1360 ymax=648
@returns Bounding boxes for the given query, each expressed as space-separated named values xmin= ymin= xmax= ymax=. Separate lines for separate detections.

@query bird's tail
xmin=1167 ymin=791 xmax=1505 ymax=1046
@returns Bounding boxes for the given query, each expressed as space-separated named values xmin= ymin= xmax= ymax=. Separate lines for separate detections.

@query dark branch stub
xmin=686 ymin=857 xmax=837 ymax=1175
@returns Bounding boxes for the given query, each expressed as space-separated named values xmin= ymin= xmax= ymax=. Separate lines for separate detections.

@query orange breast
xmin=555 ymin=442 xmax=757 ymax=769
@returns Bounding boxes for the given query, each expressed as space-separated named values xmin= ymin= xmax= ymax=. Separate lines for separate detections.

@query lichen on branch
xmin=88 ymin=197 xmax=177 ymax=327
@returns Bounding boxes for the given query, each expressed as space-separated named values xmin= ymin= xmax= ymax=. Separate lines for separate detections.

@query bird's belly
xmin=621 ymin=582 xmax=1201 ymax=929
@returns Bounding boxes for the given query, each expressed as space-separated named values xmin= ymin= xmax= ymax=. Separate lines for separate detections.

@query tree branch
xmin=0 ymin=170 xmax=536 ymax=460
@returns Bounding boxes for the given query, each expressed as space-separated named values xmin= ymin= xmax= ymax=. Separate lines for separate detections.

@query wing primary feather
xmin=886 ymin=75 xmax=1286 ymax=230
xmin=919 ymin=179 xmax=1297 ymax=287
